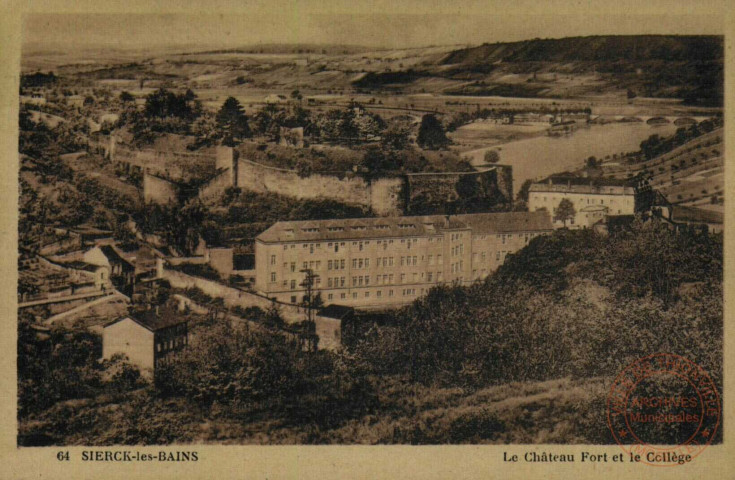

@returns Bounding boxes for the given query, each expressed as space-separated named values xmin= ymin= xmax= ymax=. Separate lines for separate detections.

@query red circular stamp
xmin=607 ymin=353 xmax=721 ymax=466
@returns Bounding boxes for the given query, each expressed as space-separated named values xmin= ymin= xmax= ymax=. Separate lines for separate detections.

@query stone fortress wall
xmin=98 ymin=136 xmax=512 ymax=215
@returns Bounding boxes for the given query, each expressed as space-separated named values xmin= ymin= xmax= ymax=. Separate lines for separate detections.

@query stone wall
xmin=198 ymin=168 xmax=233 ymax=203
xmin=233 ymin=158 xmax=511 ymax=216
xmin=162 ymin=268 xmax=302 ymax=322
xmin=235 ymin=158 xmax=376 ymax=210
xmin=208 ymin=248 xmax=234 ymax=277
xmin=143 ymin=174 xmax=180 ymax=205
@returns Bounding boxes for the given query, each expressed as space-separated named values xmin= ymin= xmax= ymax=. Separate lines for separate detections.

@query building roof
xmin=62 ymin=260 xmax=105 ymax=272
xmin=105 ymin=306 xmax=187 ymax=332
xmin=529 ymin=177 xmax=635 ymax=195
xmin=99 ymin=245 xmax=135 ymax=269
xmin=256 ymin=211 xmax=553 ymax=243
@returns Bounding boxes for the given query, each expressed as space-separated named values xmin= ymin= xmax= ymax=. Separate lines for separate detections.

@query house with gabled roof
xmin=102 ymin=305 xmax=188 ymax=375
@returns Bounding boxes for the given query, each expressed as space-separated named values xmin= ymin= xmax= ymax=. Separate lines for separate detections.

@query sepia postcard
xmin=0 ymin=0 xmax=732 ymax=478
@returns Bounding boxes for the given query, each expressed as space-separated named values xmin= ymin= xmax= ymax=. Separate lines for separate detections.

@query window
xmin=352 ymin=292 xmax=357 ymax=299
xmin=270 ymin=272 xmax=276 ymax=282
xmin=389 ymin=290 xmax=394 ymax=297
xmin=290 ymin=280 xmax=296 ymax=290
xmin=365 ymin=276 xmax=370 ymax=286
xmin=290 ymin=262 xmax=296 ymax=272
xmin=328 ymin=278 xmax=333 ymax=288
xmin=270 ymin=255 xmax=276 ymax=265
xmin=400 ymin=273 xmax=406 ymax=283
xmin=352 ymin=277 xmax=358 ymax=286
xmin=328 ymin=293 xmax=333 ymax=300
xmin=303 ymin=262 xmax=308 ymax=269
xmin=365 ymin=292 xmax=369 ymax=298
xmin=428 ymin=254 xmax=434 ymax=265
xmin=291 ymin=296 xmax=297 ymax=303
xmin=340 ymin=259 xmax=345 ymax=270
xmin=427 ymin=272 xmax=433 ymax=282
xmin=377 ymin=290 xmax=382 ymax=298
xmin=341 ymin=293 xmax=346 ymax=299
xmin=340 ymin=277 xmax=345 ymax=287
xmin=328 ymin=260 xmax=333 ymax=270
xmin=352 ymin=259 xmax=357 ymax=269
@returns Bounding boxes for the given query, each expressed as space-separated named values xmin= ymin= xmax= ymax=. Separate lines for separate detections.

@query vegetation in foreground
xmin=18 ymin=219 xmax=722 ymax=445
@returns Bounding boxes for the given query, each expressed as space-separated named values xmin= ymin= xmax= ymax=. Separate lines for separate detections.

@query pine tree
xmin=216 ymin=97 xmax=251 ymax=144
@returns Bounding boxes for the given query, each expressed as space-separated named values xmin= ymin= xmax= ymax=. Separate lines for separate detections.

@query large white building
xmin=254 ymin=211 xmax=553 ymax=309
xmin=528 ymin=179 xmax=635 ymax=229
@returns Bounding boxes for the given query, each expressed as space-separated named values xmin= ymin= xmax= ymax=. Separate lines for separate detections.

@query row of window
xmin=318 ymin=287 xmax=425 ymax=302
xmin=451 ymin=244 xmax=464 ymax=256
xmin=156 ymin=336 xmax=187 ymax=353
xmin=273 ymin=232 xmax=540 ymax=264
xmin=269 ymin=250 xmax=513 ymax=284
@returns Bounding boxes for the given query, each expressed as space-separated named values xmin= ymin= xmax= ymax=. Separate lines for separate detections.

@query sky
xmin=22 ymin=7 xmax=725 ymax=52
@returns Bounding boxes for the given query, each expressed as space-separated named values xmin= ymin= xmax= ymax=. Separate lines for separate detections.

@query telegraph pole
xmin=299 ymin=268 xmax=319 ymax=351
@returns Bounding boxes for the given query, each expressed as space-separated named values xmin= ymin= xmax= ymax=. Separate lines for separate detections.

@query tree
xmin=216 ymin=97 xmax=251 ymax=144
xmin=295 ymin=158 xmax=313 ymax=178
xmin=517 ymin=179 xmax=534 ymax=204
xmin=381 ymin=123 xmax=411 ymax=150
xmin=417 ymin=114 xmax=450 ymax=150
xmin=554 ymin=198 xmax=576 ymax=227
xmin=119 ymin=91 xmax=135 ymax=103
xmin=586 ymin=156 xmax=598 ymax=168
xmin=483 ymin=149 xmax=500 ymax=164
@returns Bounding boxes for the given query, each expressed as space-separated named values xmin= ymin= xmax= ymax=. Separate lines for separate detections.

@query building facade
xmin=255 ymin=211 xmax=552 ymax=309
xmin=528 ymin=179 xmax=635 ymax=229
xmin=102 ymin=307 xmax=189 ymax=375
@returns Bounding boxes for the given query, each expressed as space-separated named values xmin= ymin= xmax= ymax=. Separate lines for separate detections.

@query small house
xmin=84 ymin=245 xmax=135 ymax=296
xmin=102 ymin=306 xmax=188 ymax=375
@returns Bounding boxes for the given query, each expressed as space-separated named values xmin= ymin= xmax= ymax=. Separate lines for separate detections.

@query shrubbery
xmin=350 ymin=219 xmax=723 ymax=391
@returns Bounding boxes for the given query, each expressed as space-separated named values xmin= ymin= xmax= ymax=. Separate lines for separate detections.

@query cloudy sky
xmin=22 ymin=1 xmax=724 ymax=51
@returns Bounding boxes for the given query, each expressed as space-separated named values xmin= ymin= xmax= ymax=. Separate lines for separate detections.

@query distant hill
xmin=441 ymin=35 xmax=722 ymax=64
xmin=355 ymin=35 xmax=723 ymax=106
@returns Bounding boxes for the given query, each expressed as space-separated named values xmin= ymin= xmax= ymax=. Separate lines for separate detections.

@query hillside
xmin=359 ymin=35 xmax=723 ymax=106
xmin=18 ymin=221 xmax=722 ymax=445
xmin=23 ymin=36 xmax=722 ymax=107
xmin=441 ymin=35 xmax=722 ymax=64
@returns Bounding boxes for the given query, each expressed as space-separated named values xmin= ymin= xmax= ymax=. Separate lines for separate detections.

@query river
xmin=465 ymin=123 xmax=679 ymax=194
